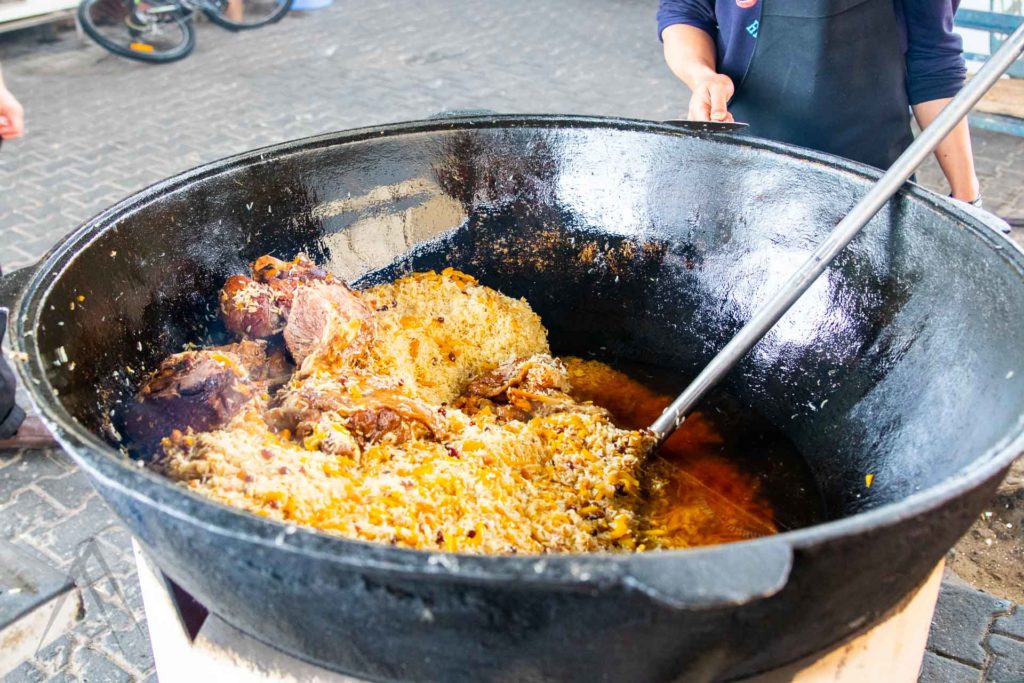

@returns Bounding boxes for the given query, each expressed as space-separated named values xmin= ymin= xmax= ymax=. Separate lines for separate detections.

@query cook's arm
xmin=913 ymin=100 xmax=980 ymax=202
xmin=658 ymin=0 xmax=733 ymax=122
xmin=904 ymin=1 xmax=978 ymax=202
xmin=662 ymin=25 xmax=735 ymax=122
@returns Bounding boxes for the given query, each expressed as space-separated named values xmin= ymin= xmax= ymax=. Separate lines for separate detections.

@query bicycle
xmin=77 ymin=0 xmax=293 ymax=63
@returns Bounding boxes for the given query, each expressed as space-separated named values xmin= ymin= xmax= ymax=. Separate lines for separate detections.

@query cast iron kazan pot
xmin=2 ymin=116 xmax=1023 ymax=682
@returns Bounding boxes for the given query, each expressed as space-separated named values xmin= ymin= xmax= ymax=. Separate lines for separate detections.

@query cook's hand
xmin=687 ymin=73 xmax=735 ymax=123
xmin=0 ymin=87 xmax=25 ymax=139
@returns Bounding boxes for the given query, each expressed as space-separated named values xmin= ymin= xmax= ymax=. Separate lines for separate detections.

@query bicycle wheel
xmin=202 ymin=0 xmax=292 ymax=31
xmin=78 ymin=0 xmax=195 ymax=63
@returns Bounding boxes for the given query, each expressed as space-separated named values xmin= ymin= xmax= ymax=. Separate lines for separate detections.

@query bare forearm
xmin=662 ymin=24 xmax=734 ymax=122
xmin=662 ymin=24 xmax=718 ymax=89
xmin=912 ymin=98 xmax=980 ymax=202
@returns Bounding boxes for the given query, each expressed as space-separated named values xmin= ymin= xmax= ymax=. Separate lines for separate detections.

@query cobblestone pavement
xmin=1 ymin=2 xmax=1023 ymax=681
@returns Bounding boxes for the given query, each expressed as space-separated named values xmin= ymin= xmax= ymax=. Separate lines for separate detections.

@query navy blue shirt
xmin=657 ymin=0 xmax=966 ymax=105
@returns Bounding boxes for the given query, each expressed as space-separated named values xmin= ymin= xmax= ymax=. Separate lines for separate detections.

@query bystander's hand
xmin=0 ymin=85 xmax=24 ymax=139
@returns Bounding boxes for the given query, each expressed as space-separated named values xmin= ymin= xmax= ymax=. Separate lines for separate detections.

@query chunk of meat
xmin=463 ymin=354 xmax=571 ymax=398
xmin=220 ymin=276 xmax=285 ymax=339
xmin=266 ymin=384 xmax=444 ymax=450
xmin=124 ymin=340 xmax=292 ymax=454
xmin=283 ymin=281 xmax=372 ymax=366
xmin=220 ymin=254 xmax=333 ymax=340
xmin=455 ymin=354 xmax=600 ymax=422
xmin=212 ymin=340 xmax=293 ymax=388
xmin=124 ymin=346 xmax=261 ymax=453
xmin=252 ymin=254 xmax=329 ymax=283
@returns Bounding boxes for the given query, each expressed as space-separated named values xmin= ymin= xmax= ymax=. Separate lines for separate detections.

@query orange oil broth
xmin=563 ymin=358 xmax=777 ymax=549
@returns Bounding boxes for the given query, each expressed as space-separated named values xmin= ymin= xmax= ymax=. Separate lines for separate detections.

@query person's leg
xmin=226 ymin=0 xmax=244 ymax=22
xmin=0 ymin=307 xmax=56 ymax=449
xmin=0 ymin=352 xmax=25 ymax=438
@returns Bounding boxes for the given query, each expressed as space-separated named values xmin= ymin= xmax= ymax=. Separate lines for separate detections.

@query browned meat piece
xmin=348 ymin=408 xmax=405 ymax=445
xmin=283 ymin=281 xmax=372 ymax=366
xmin=266 ymin=385 xmax=444 ymax=450
xmin=211 ymin=340 xmax=293 ymax=388
xmin=124 ymin=347 xmax=259 ymax=453
xmin=220 ymin=254 xmax=371 ymax=368
xmin=220 ymin=275 xmax=285 ymax=339
xmin=252 ymin=254 xmax=329 ymax=284
xmin=124 ymin=340 xmax=292 ymax=454
xmin=463 ymin=354 xmax=571 ymax=398
xmin=220 ymin=254 xmax=331 ymax=340
xmin=456 ymin=354 xmax=604 ymax=422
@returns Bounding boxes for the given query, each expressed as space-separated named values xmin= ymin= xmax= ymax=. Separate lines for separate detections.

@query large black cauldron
xmin=3 ymin=116 xmax=1023 ymax=682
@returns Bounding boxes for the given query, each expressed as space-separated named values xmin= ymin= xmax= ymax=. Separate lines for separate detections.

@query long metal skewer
xmin=650 ymin=22 xmax=1024 ymax=444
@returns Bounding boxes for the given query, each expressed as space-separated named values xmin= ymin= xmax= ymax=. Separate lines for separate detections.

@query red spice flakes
xmin=448 ymin=352 xmax=457 ymax=362
xmin=437 ymin=407 xmax=447 ymax=416
xmin=261 ymin=449 xmax=274 ymax=460
xmin=436 ymin=530 xmax=445 ymax=545
xmin=446 ymin=446 xmax=460 ymax=458
xmin=467 ymin=529 xmax=477 ymax=539
xmin=436 ymin=316 xmax=445 ymax=323
xmin=278 ymin=466 xmax=289 ymax=475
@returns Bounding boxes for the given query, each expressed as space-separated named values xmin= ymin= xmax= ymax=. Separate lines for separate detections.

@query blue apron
xmin=729 ymin=0 xmax=915 ymax=169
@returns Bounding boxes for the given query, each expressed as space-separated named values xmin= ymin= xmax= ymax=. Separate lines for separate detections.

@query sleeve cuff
xmin=0 ymin=403 xmax=26 ymax=439
xmin=658 ymin=19 xmax=717 ymax=43
xmin=907 ymin=76 xmax=966 ymax=106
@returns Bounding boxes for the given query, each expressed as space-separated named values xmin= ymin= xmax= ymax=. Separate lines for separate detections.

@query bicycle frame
xmin=129 ymin=0 xmax=225 ymax=25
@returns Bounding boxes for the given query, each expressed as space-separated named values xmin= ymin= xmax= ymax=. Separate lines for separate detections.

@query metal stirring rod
xmin=650 ymin=21 xmax=1024 ymax=444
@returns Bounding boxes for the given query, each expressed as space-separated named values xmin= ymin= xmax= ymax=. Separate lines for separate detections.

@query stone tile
xmin=42 ymin=496 xmax=122 ymax=566
xmin=0 ymin=451 xmax=22 ymax=470
xmin=33 ymin=633 xmax=75 ymax=675
xmin=0 ymin=488 xmax=65 ymax=540
xmin=4 ymin=661 xmax=48 ymax=683
xmin=69 ymin=645 xmax=132 ymax=683
xmin=917 ymin=652 xmax=981 ymax=683
xmin=98 ymin=622 xmax=154 ymax=676
xmin=0 ymin=453 xmax=72 ymax=501
xmin=985 ymin=634 xmax=1024 ymax=683
xmin=927 ymin=582 xmax=1013 ymax=667
xmin=78 ymin=574 xmax=138 ymax=638
xmin=992 ymin=605 xmax=1024 ymax=640
xmin=44 ymin=674 xmax=77 ymax=683
xmin=33 ymin=472 xmax=99 ymax=512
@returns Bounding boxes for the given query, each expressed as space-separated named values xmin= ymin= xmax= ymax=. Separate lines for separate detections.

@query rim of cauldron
xmin=10 ymin=114 xmax=1024 ymax=587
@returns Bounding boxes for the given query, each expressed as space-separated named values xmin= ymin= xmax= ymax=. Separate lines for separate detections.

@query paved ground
xmin=1 ymin=2 xmax=1023 ymax=681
